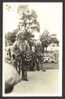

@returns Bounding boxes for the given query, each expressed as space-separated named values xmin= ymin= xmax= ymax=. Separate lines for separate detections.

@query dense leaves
xmin=5 ymin=29 xmax=18 ymax=46
xmin=17 ymin=7 xmax=40 ymax=50
xmin=40 ymin=30 xmax=51 ymax=52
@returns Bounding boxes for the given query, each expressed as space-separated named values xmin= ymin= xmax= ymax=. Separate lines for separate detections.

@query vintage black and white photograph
xmin=3 ymin=2 xmax=62 ymax=96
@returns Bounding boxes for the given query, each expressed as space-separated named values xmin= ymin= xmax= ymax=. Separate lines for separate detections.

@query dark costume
xmin=33 ymin=46 xmax=41 ymax=71
xmin=21 ymin=50 xmax=33 ymax=80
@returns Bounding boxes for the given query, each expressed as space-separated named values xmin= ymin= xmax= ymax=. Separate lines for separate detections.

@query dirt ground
xmin=4 ymin=69 xmax=62 ymax=97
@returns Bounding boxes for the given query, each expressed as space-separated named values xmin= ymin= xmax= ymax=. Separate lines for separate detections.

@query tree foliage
xmin=17 ymin=5 xmax=28 ymax=15
xmin=50 ymin=34 xmax=59 ymax=46
xmin=40 ymin=31 xmax=59 ymax=52
xmin=40 ymin=30 xmax=51 ymax=52
xmin=5 ymin=29 xmax=18 ymax=46
xmin=17 ymin=7 xmax=40 ymax=50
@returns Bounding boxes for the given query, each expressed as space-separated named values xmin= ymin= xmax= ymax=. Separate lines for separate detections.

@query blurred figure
xmin=12 ymin=41 xmax=21 ymax=75
xmin=21 ymin=50 xmax=29 ymax=81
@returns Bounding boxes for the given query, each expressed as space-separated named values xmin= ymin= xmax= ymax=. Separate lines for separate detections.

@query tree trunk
xmin=46 ymin=47 xmax=47 ymax=52
xmin=42 ymin=46 xmax=44 ymax=53
xmin=29 ymin=43 xmax=32 ymax=51
xmin=30 ymin=45 xmax=32 ymax=51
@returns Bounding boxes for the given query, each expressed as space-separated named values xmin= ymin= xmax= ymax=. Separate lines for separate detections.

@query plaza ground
xmin=4 ymin=63 xmax=62 ymax=96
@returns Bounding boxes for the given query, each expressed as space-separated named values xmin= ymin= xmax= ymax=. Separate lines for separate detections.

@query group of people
xmin=7 ymin=40 xmax=45 ymax=81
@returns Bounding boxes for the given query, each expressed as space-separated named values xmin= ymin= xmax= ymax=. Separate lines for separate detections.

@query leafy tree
xmin=17 ymin=7 xmax=40 ymax=50
xmin=35 ymin=40 xmax=43 ymax=53
xmin=50 ymin=34 xmax=59 ymax=46
xmin=17 ymin=5 xmax=28 ymax=15
xmin=5 ymin=29 xmax=18 ymax=46
xmin=40 ymin=30 xmax=51 ymax=52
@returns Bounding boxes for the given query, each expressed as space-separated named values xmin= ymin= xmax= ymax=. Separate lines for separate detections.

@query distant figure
xmin=20 ymin=41 xmax=34 ymax=81
xmin=21 ymin=51 xmax=29 ymax=81
xmin=34 ymin=45 xmax=41 ymax=71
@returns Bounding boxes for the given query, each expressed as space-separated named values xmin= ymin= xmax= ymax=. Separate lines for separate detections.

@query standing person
xmin=34 ymin=45 xmax=40 ymax=71
xmin=39 ymin=53 xmax=45 ymax=71
xmin=21 ymin=50 xmax=29 ymax=81
xmin=21 ymin=41 xmax=34 ymax=81
xmin=33 ymin=51 xmax=40 ymax=71
xmin=36 ymin=52 xmax=41 ymax=71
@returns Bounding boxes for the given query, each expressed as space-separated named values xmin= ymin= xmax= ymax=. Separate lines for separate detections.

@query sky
xmin=3 ymin=2 xmax=63 ymax=40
